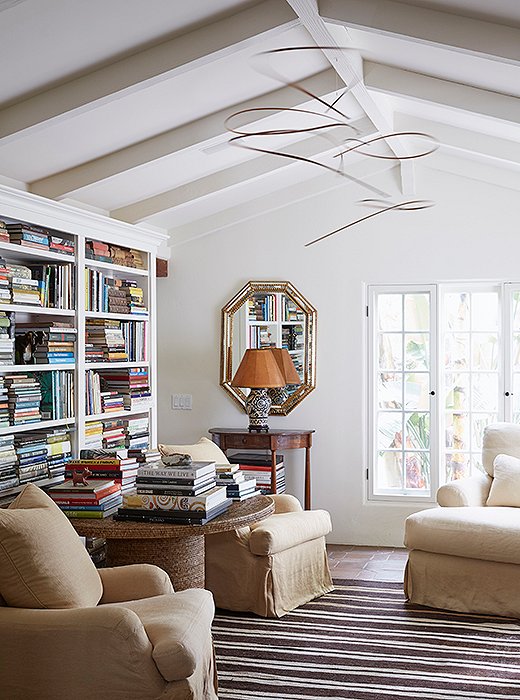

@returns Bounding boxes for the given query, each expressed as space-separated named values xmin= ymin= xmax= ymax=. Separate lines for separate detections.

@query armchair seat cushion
xmin=110 ymin=588 xmax=215 ymax=682
xmin=405 ymin=506 xmax=520 ymax=565
xmin=249 ymin=510 xmax=332 ymax=555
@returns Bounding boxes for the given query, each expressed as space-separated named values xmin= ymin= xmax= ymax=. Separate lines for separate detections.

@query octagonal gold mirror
xmin=220 ymin=281 xmax=316 ymax=415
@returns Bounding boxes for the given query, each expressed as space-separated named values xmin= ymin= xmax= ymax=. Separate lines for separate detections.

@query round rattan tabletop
xmin=70 ymin=494 xmax=274 ymax=539
xmin=71 ymin=494 xmax=275 ymax=590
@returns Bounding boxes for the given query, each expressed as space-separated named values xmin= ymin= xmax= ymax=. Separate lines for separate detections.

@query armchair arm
xmin=272 ymin=494 xmax=303 ymax=513
xmin=0 ymin=605 xmax=166 ymax=699
xmin=99 ymin=564 xmax=174 ymax=603
xmin=249 ymin=510 xmax=332 ymax=555
xmin=436 ymin=472 xmax=492 ymax=507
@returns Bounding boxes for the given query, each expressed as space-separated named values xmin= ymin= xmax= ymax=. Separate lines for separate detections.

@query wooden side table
xmin=209 ymin=428 xmax=315 ymax=510
xmin=71 ymin=495 xmax=274 ymax=591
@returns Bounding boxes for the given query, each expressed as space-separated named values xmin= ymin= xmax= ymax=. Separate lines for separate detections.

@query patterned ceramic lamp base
xmin=245 ymin=388 xmax=272 ymax=432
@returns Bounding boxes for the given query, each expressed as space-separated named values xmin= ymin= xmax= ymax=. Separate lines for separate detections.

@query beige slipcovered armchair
xmin=159 ymin=437 xmax=334 ymax=617
xmin=0 ymin=484 xmax=218 ymax=700
xmin=405 ymin=422 xmax=520 ymax=618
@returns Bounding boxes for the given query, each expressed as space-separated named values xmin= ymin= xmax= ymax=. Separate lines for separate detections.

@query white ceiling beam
xmin=395 ymin=113 xmax=520 ymax=169
xmin=29 ymin=69 xmax=339 ymax=200
xmin=320 ymin=0 xmax=520 ymax=63
xmin=111 ymin=116 xmax=374 ymax=223
xmin=284 ymin=0 xmax=415 ymax=195
xmin=0 ymin=0 xmax=298 ymax=145
xmin=365 ymin=63 xmax=520 ymax=126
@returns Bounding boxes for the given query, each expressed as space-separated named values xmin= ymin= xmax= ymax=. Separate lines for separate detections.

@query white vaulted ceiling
xmin=0 ymin=0 xmax=519 ymax=241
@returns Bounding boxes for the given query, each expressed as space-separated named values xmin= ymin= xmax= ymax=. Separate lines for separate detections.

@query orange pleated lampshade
xmin=270 ymin=347 xmax=302 ymax=385
xmin=231 ymin=348 xmax=286 ymax=388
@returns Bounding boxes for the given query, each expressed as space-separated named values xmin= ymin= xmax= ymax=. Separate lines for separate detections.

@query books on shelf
xmin=85 ymin=271 xmax=147 ymax=316
xmin=0 ymin=311 xmax=15 ymax=365
xmin=39 ymin=371 xmax=74 ymax=420
xmin=85 ymin=420 xmax=103 ymax=449
xmin=5 ymin=221 xmax=75 ymax=256
xmin=29 ymin=264 xmax=75 ymax=309
xmin=6 ymin=374 xmax=42 ymax=425
xmin=248 ymin=293 xmax=277 ymax=321
xmin=15 ymin=432 xmax=49 ymax=483
xmin=0 ymin=434 xmax=18 ymax=492
xmin=85 ymin=318 xmax=128 ymax=363
xmin=85 ymin=240 xmax=145 ymax=269
xmin=96 ymin=366 xmax=151 ymax=411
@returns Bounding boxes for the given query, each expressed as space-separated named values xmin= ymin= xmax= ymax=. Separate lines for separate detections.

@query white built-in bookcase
xmin=0 ymin=185 xmax=168 ymax=498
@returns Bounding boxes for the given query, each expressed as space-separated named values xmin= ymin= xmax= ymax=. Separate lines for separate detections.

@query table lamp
xmin=231 ymin=348 xmax=285 ymax=432
xmin=268 ymin=347 xmax=302 ymax=405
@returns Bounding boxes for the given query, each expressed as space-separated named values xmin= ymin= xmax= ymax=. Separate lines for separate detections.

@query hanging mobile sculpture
xmin=225 ymin=46 xmax=438 ymax=245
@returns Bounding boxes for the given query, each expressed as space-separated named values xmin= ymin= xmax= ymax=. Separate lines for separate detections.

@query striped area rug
xmin=212 ymin=579 xmax=520 ymax=699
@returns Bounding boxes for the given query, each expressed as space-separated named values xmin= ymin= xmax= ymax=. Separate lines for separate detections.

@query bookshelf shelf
xmin=0 ymin=241 xmax=74 ymax=264
xmin=0 ymin=417 xmax=75 ymax=436
xmin=85 ymin=258 xmax=149 ymax=277
xmin=0 ymin=304 xmax=76 ymax=316
xmin=0 ymin=364 xmax=75 ymax=372
xmin=0 ymin=475 xmax=66 ymax=503
xmin=86 ymin=406 xmax=152 ymax=422
xmin=85 ymin=361 xmax=149 ymax=369
xmin=0 ymin=184 xmax=167 ymax=501
xmin=85 ymin=310 xmax=149 ymax=321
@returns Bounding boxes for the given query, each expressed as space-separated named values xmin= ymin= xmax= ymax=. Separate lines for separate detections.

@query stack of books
xmin=46 ymin=429 xmax=72 ymax=479
xmin=84 ymin=420 xmax=104 ymax=449
xmin=228 ymin=453 xmax=286 ymax=495
xmin=0 ymin=377 xmax=8 ymax=426
xmin=39 ymin=370 xmax=74 ymax=420
xmin=85 ymin=240 xmax=111 ymax=263
xmin=107 ymin=283 xmax=129 ymax=314
xmin=100 ymin=390 xmax=124 ymax=413
xmin=5 ymin=374 xmax=42 ymax=425
xmin=7 ymin=222 xmax=50 ymax=251
xmin=128 ymin=447 xmax=160 ymax=465
xmin=0 ymin=257 xmax=11 ymax=302
xmin=67 ymin=451 xmax=140 ymax=494
xmin=98 ymin=366 xmax=151 ymax=411
xmin=8 ymin=266 xmax=41 ymax=306
xmin=85 ymin=319 xmax=128 ymax=363
xmin=0 ymin=221 xmax=9 ymax=243
xmin=102 ymin=418 xmax=126 ymax=449
xmin=0 ymin=435 xmax=18 ymax=492
xmin=49 ymin=235 xmax=75 ymax=256
xmin=121 ymin=280 xmax=147 ymax=316
xmin=215 ymin=464 xmax=259 ymax=501
xmin=122 ymin=415 xmax=149 ymax=449
xmin=117 ymin=459 xmax=231 ymax=524
xmin=0 ymin=311 xmax=14 ymax=364
xmin=16 ymin=322 xmax=77 ymax=364
xmin=47 ymin=478 xmax=122 ymax=519
xmin=15 ymin=433 xmax=49 ymax=483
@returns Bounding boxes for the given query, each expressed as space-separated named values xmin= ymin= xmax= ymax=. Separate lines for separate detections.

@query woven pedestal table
xmin=71 ymin=495 xmax=275 ymax=591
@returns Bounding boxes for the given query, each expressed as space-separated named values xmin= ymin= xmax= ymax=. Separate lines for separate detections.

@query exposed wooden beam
xmin=29 ymin=69 xmax=339 ymax=200
xmin=284 ymin=0 xmax=415 ymax=194
xmin=0 ymin=0 xmax=297 ymax=145
xmin=111 ymin=116 xmax=374 ymax=223
xmin=320 ymin=0 xmax=520 ymax=64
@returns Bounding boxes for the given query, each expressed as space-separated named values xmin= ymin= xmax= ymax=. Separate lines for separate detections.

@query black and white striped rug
xmin=212 ymin=579 xmax=520 ymax=699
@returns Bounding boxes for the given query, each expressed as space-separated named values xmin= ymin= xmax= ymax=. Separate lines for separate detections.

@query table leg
xmin=271 ymin=449 xmax=278 ymax=495
xmin=105 ymin=535 xmax=205 ymax=591
xmin=304 ymin=446 xmax=311 ymax=510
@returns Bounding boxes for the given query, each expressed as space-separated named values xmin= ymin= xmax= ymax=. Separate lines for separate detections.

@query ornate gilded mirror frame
xmin=220 ymin=281 xmax=316 ymax=415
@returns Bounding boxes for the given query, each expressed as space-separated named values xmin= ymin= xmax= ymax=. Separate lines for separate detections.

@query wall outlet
xmin=171 ymin=393 xmax=192 ymax=410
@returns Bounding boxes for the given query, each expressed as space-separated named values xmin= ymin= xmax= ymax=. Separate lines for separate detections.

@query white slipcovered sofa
xmin=405 ymin=423 xmax=520 ymax=618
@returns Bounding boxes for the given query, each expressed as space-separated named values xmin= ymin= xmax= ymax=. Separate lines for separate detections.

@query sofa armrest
xmin=99 ymin=564 xmax=174 ymax=603
xmin=272 ymin=494 xmax=302 ymax=513
xmin=436 ymin=473 xmax=492 ymax=507
xmin=249 ymin=510 xmax=332 ymax=555
xmin=0 ymin=605 xmax=167 ymax=698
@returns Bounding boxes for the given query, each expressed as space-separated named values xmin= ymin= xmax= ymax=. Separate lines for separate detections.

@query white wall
xmin=156 ymin=163 xmax=520 ymax=546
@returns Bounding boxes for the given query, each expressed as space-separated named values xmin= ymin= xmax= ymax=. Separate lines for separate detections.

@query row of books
xmin=0 ymin=371 xmax=74 ymax=426
xmin=0 ymin=259 xmax=74 ymax=309
xmin=248 ymin=293 xmax=277 ymax=322
xmin=85 ymin=239 xmax=145 ymax=269
xmin=281 ymin=324 xmax=304 ymax=353
xmin=0 ymin=311 xmax=14 ymax=365
xmin=84 ymin=415 xmax=149 ymax=451
xmin=15 ymin=322 xmax=76 ymax=366
xmin=249 ymin=325 xmax=275 ymax=349
xmin=85 ymin=366 xmax=151 ymax=415
xmin=282 ymin=296 xmax=305 ymax=322
xmin=85 ymin=271 xmax=147 ymax=316
xmin=0 ymin=220 xmax=75 ymax=256
xmin=85 ymin=319 xmax=147 ymax=363
xmin=0 ymin=428 xmax=72 ymax=494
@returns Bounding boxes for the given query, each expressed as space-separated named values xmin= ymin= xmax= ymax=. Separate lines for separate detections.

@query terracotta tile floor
xmin=327 ymin=544 xmax=408 ymax=582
